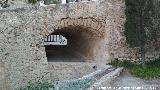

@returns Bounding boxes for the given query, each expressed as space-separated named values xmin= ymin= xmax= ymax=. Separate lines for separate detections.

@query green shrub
xmin=56 ymin=77 xmax=96 ymax=90
xmin=44 ymin=0 xmax=60 ymax=5
xmin=28 ymin=0 xmax=37 ymax=4
xmin=109 ymin=58 xmax=160 ymax=79
xmin=20 ymin=81 xmax=55 ymax=90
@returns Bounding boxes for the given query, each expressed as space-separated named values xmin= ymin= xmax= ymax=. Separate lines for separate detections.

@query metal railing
xmin=40 ymin=0 xmax=95 ymax=5
xmin=44 ymin=35 xmax=67 ymax=45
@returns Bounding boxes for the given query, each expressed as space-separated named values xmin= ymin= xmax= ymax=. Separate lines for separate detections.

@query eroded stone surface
xmin=0 ymin=0 xmax=159 ymax=89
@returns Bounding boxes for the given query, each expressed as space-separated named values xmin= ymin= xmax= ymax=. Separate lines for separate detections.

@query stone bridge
xmin=0 ymin=0 xmax=127 ymax=89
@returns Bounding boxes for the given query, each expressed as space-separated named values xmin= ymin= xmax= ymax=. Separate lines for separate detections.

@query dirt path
xmin=108 ymin=70 xmax=160 ymax=90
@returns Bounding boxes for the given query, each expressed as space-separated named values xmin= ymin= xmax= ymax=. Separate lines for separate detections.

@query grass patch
xmin=109 ymin=58 xmax=160 ymax=79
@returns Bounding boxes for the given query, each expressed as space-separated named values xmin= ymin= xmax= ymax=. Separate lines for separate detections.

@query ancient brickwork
xmin=0 ymin=0 xmax=159 ymax=89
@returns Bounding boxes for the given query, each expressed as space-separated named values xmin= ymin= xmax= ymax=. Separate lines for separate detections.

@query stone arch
xmin=41 ymin=17 xmax=105 ymax=62
xmin=57 ymin=17 xmax=105 ymax=36
xmin=40 ymin=17 xmax=105 ymax=38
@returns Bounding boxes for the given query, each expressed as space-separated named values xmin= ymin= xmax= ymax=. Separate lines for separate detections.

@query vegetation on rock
xmin=28 ymin=0 xmax=38 ymax=4
xmin=44 ymin=0 xmax=59 ymax=5
xmin=109 ymin=58 xmax=160 ymax=79
xmin=19 ymin=77 xmax=96 ymax=90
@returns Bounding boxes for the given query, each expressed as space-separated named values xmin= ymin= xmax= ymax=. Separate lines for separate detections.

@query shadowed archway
xmin=44 ymin=25 xmax=102 ymax=62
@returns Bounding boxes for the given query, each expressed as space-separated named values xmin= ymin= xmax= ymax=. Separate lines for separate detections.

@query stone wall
xmin=0 ymin=0 xmax=159 ymax=89
xmin=48 ymin=62 xmax=96 ymax=80
xmin=0 ymin=0 xmax=122 ymax=88
xmin=0 ymin=63 xmax=11 ymax=90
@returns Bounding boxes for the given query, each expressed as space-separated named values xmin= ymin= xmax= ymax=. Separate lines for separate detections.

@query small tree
xmin=124 ymin=0 xmax=154 ymax=67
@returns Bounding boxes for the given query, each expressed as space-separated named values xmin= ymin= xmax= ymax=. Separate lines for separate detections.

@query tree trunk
xmin=140 ymin=45 xmax=146 ymax=68
xmin=139 ymin=6 xmax=146 ymax=68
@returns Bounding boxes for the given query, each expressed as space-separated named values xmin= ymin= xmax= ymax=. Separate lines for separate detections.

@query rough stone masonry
xmin=0 ymin=0 xmax=159 ymax=89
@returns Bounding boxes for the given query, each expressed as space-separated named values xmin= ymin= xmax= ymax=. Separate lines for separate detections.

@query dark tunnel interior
xmin=44 ymin=26 xmax=101 ymax=62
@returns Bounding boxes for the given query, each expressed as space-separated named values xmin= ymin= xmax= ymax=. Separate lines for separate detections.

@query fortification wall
xmin=0 ymin=0 xmax=159 ymax=89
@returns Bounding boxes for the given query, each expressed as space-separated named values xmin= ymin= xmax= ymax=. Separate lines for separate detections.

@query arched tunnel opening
xmin=44 ymin=26 xmax=102 ymax=62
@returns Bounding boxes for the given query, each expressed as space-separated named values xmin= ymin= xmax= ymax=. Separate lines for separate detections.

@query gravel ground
xmin=107 ymin=70 xmax=160 ymax=90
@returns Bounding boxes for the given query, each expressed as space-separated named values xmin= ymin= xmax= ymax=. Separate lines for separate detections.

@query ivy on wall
xmin=124 ymin=0 xmax=157 ymax=65
xmin=124 ymin=0 xmax=154 ymax=47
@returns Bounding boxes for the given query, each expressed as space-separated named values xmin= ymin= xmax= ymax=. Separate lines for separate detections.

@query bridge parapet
xmin=0 ymin=0 xmax=126 ymax=89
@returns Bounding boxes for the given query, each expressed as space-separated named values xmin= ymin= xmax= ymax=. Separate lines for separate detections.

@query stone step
xmin=52 ymin=65 xmax=114 ymax=90
xmin=87 ymin=67 xmax=123 ymax=90
xmin=94 ymin=67 xmax=116 ymax=80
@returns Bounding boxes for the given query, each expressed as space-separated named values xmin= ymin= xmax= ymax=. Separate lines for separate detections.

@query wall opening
xmin=44 ymin=35 xmax=67 ymax=45
xmin=44 ymin=26 xmax=101 ymax=62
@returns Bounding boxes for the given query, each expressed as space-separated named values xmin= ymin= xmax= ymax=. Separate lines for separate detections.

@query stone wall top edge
xmin=0 ymin=0 xmax=107 ymax=13
xmin=0 ymin=6 xmax=38 ymax=13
